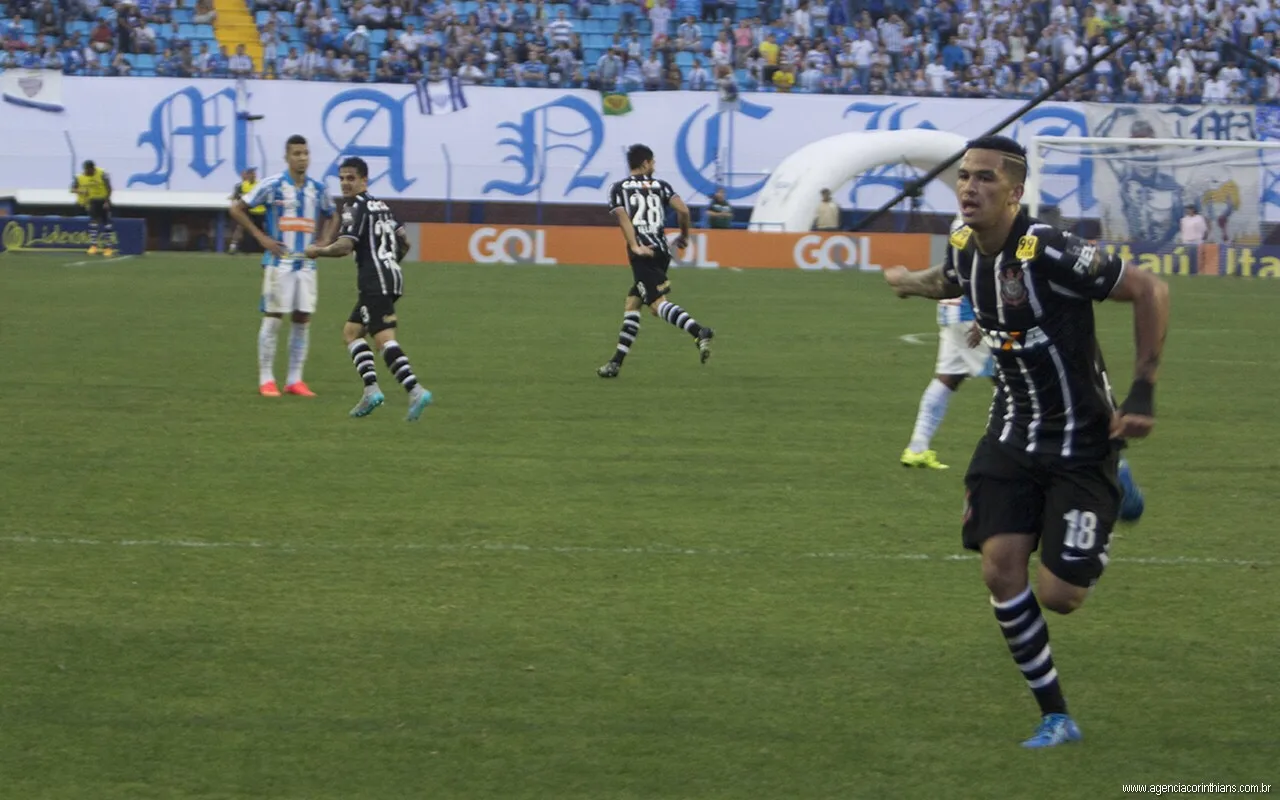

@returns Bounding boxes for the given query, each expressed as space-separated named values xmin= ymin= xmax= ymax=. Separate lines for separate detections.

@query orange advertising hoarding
xmin=415 ymin=223 xmax=932 ymax=271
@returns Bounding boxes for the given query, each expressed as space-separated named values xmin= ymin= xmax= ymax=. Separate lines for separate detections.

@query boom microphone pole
xmin=850 ymin=25 xmax=1141 ymax=233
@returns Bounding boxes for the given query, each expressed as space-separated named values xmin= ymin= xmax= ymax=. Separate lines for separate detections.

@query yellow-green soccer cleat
xmin=901 ymin=448 xmax=949 ymax=470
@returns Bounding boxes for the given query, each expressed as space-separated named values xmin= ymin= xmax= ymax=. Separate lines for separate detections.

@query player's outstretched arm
xmin=304 ymin=237 xmax=354 ymax=259
xmin=1106 ymin=265 xmax=1170 ymax=439
xmin=612 ymin=208 xmax=652 ymax=257
xmin=883 ymin=263 xmax=964 ymax=300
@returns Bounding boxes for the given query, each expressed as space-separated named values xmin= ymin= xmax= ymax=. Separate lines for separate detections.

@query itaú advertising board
xmin=416 ymin=224 xmax=932 ymax=271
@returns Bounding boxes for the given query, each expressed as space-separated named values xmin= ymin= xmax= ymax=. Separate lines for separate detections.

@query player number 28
xmin=1062 ymin=509 xmax=1098 ymax=551
xmin=629 ymin=194 xmax=663 ymax=235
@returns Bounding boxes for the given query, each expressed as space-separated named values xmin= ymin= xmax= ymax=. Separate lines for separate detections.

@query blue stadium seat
xmin=172 ymin=8 xmax=193 ymax=23
xmin=195 ymin=24 xmax=215 ymax=38
xmin=179 ymin=22 xmax=197 ymax=38
xmin=69 ymin=20 xmax=92 ymax=36
xmin=675 ymin=51 xmax=694 ymax=69
xmin=134 ymin=53 xmax=155 ymax=72
xmin=369 ymin=28 xmax=387 ymax=45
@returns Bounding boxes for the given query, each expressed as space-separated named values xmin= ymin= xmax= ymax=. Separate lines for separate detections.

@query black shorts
xmin=87 ymin=199 xmax=111 ymax=224
xmin=627 ymin=253 xmax=672 ymax=305
xmin=348 ymin=293 xmax=401 ymax=335
xmin=962 ymin=435 xmax=1121 ymax=588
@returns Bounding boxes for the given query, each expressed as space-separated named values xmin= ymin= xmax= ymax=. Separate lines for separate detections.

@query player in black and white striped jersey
xmin=883 ymin=135 xmax=1170 ymax=749
xmin=597 ymin=144 xmax=716 ymax=378
xmin=305 ymin=157 xmax=432 ymax=422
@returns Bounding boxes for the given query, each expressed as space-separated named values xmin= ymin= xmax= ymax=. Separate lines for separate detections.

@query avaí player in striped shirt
xmin=883 ymin=135 xmax=1170 ymax=749
xmin=597 ymin=144 xmax=715 ymax=378
xmin=230 ymin=135 xmax=338 ymax=398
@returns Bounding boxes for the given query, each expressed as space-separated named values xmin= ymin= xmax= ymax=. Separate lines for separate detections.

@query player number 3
xmin=1062 ymin=509 xmax=1098 ymax=551
xmin=630 ymin=194 xmax=663 ymax=235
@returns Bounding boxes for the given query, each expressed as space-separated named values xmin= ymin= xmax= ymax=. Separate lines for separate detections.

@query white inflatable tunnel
xmin=748 ymin=129 xmax=970 ymax=233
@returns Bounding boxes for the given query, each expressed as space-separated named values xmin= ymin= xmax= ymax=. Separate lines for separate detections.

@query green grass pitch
xmin=0 ymin=252 xmax=1276 ymax=799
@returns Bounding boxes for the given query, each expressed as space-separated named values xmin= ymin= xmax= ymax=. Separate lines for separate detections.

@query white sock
xmin=286 ymin=322 xmax=310 ymax=385
xmin=908 ymin=378 xmax=954 ymax=453
xmin=258 ymin=316 xmax=281 ymax=385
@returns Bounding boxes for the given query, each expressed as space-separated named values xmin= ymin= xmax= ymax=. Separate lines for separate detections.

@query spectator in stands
xmin=4 ymin=15 xmax=26 ymax=50
xmin=688 ymin=56 xmax=709 ymax=89
xmin=648 ymin=0 xmax=670 ymax=44
xmin=229 ymin=43 xmax=254 ymax=77
xmin=193 ymin=0 xmax=216 ymax=25
xmin=345 ymin=23 xmax=370 ymax=56
xmin=33 ymin=0 xmax=60 ymax=38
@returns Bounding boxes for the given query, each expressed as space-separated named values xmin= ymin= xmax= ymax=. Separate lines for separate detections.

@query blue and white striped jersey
xmin=242 ymin=172 xmax=336 ymax=271
xmin=937 ymin=295 xmax=977 ymax=326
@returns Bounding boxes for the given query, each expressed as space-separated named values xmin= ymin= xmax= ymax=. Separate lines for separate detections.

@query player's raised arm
xmin=1106 ymin=264 xmax=1170 ymax=439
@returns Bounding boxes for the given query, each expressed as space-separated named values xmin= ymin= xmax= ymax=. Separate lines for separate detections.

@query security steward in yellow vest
xmin=229 ymin=167 xmax=267 ymax=254
xmin=73 ymin=160 xmax=114 ymax=256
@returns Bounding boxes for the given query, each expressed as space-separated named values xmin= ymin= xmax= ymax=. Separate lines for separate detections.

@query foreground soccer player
xmin=884 ymin=135 xmax=1169 ymax=748
xmin=230 ymin=135 xmax=337 ymax=398
xmin=597 ymin=144 xmax=715 ymax=378
xmin=304 ymin=157 xmax=432 ymax=422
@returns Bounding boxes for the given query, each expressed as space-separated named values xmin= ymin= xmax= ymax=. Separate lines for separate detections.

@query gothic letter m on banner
xmin=129 ymin=86 xmax=237 ymax=188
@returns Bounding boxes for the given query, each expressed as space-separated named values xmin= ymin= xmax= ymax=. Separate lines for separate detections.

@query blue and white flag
xmin=416 ymin=76 xmax=468 ymax=116
xmin=1 ymin=68 xmax=65 ymax=113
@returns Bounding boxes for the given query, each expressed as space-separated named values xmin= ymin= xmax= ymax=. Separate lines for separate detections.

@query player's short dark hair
xmin=626 ymin=144 xmax=654 ymax=170
xmin=964 ymin=135 xmax=1028 ymax=186
xmin=83 ymin=160 xmax=95 ymax=171
xmin=339 ymin=156 xmax=369 ymax=178
xmin=285 ymin=134 xmax=308 ymax=150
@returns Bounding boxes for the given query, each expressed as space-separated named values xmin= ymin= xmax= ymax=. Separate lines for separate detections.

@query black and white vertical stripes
xmin=348 ymin=341 xmax=379 ymax=387
xmin=992 ymin=587 xmax=1068 ymax=716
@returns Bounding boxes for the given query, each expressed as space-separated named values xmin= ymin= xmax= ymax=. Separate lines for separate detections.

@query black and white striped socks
xmin=611 ymin=311 xmax=642 ymax=364
xmin=656 ymin=300 xmax=703 ymax=338
xmin=992 ymin=587 xmax=1068 ymax=716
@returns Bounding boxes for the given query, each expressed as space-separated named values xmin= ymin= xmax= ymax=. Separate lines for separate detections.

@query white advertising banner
xmin=0 ymin=77 xmax=1267 ymax=220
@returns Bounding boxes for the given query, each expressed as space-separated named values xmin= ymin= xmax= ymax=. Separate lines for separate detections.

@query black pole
xmin=850 ymin=26 xmax=1141 ymax=233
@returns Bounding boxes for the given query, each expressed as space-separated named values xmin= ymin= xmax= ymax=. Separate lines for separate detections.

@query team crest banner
xmin=1 ymin=69 xmax=65 ymax=113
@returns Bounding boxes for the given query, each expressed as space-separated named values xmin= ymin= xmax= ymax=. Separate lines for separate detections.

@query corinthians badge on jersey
xmin=999 ymin=263 xmax=1028 ymax=306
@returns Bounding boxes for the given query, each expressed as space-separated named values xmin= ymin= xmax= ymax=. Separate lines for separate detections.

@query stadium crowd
xmin=3 ymin=0 xmax=1280 ymax=103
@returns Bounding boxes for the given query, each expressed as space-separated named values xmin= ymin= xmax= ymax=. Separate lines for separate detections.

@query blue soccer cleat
xmin=350 ymin=389 xmax=385 ymax=418
xmin=406 ymin=387 xmax=433 ymax=422
xmin=1022 ymin=713 xmax=1083 ymax=749
xmin=1118 ymin=457 xmax=1145 ymax=522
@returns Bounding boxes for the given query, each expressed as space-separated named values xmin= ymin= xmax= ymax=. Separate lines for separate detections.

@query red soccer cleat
xmin=259 ymin=381 xmax=281 ymax=397
xmin=284 ymin=381 xmax=316 ymax=397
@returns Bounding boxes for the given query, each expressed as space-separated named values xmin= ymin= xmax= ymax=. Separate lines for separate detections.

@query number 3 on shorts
xmin=1062 ymin=509 xmax=1098 ymax=550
